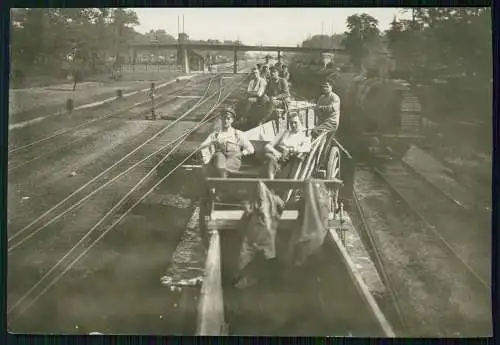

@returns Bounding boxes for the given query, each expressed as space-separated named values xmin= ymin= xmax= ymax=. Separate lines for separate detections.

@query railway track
xmin=374 ymin=160 xmax=490 ymax=287
xmin=8 ymin=62 xmax=251 ymax=173
xmin=8 ymin=75 xmax=217 ymax=172
xmin=7 ymin=75 xmax=219 ymax=236
xmin=352 ymin=164 xmax=491 ymax=336
xmin=7 ymin=72 xmax=249 ymax=324
xmin=7 ymin=72 xmax=251 ymax=231
xmin=406 ymin=146 xmax=491 ymax=215
xmin=350 ymin=190 xmax=408 ymax=335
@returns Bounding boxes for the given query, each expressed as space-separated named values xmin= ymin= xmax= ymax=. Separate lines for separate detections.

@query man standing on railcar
xmin=311 ymin=81 xmax=340 ymax=139
xmin=312 ymin=81 xmax=355 ymax=206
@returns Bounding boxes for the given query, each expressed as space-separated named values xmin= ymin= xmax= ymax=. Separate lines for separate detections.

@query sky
xmin=132 ymin=8 xmax=411 ymax=46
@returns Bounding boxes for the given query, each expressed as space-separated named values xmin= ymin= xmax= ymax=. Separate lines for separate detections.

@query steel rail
xmin=8 ymin=75 xmax=248 ymax=320
xmin=8 ymin=75 xmax=219 ymax=246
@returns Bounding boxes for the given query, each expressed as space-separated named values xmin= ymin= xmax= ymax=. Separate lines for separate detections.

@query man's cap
xmin=220 ymin=106 xmax=236 ymax=117
xmin=269 ymin=66 xmax=278 ymax=72
xmin=321 ymin=81 xmax=331 ymax=87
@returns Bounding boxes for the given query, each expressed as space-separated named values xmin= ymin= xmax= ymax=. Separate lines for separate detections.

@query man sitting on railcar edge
xmin=199 ymin=107 xmax=255 ymax=178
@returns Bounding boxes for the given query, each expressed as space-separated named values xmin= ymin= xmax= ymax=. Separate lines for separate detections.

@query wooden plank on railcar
xmin=324 ymin=228 xmax=395 ymax=337
xmin=207 ymin=210 xmax=343 ymax=231
xmin=362 ymin=132 xmax=425 ymax=139
xmin=244 ymin=121 xmax=275 ymax=141
xmin=206 ymin=177 xmax=343 ymax=190
xmin=196 ymin=230 xmax=226 ymax=335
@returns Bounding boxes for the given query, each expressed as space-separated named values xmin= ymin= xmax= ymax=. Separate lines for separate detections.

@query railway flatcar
xmin=190 ymin=101 xmax=395 ymax=336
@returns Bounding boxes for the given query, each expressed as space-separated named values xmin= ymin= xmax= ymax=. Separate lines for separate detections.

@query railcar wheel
xmin=326 ymin=146 xmax=341 ymax=217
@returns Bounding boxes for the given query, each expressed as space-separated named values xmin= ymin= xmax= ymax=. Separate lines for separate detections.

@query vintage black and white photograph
xmin=7 ymin=7 xmax=492 ymax=336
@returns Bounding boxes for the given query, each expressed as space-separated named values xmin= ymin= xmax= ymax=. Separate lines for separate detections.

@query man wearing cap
xmin=280 ymin=64 xmax=290 ymax=82
xmin=260 ymin=65 xmax=271 ymax=82
xmin=266 ymin=66 xmax=291 ymax=106
xmin=239 ymin=67 xmax=269 ymax=128
xmin=311 ymin=81 xmax=340 ymax=139
xmin=199 ymin=107 xmax=255 ymax=178
xmin=274 ymin=56 xmax=284 ymax=71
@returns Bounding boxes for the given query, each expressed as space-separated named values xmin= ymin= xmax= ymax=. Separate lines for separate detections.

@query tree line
xmin=298 ymin=8 xmax=492 ymax=118
xmin=10 ymin=8 xmax=140 ymax=85
xmin=300 ymin=8 xmax=491 ymax=82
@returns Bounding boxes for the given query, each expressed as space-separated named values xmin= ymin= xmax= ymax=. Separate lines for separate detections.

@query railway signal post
xmin=149 ymin=82 xmax=157 ymax=120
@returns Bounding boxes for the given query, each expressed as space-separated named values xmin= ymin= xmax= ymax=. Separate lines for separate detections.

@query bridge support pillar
xmin=278 ymin=50 xmax=281 ymax=60
xmin=133 ymin=48 xmax=137 ymax=71
xmin=178 ymin=33 xmax=190 ymax=74
xmin=233 ymin=46 xmax=238 ymax=74
xmin=180 ymin=45 xmax=189 ymax=74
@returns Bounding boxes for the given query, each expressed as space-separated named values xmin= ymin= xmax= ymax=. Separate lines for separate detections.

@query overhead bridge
xmin=129 ymin=33 xmax=344 ymax=74
xmin=130 ymin=43 xmax=343 ymax=53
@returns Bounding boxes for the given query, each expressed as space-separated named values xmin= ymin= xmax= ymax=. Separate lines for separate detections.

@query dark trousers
xmin=203 ymin=151 xmax=242 ymax=178
xmin=264 ymin=152 xmax=300 ymax=179
xmin=239 ymin=95 xmax=272 ymax=129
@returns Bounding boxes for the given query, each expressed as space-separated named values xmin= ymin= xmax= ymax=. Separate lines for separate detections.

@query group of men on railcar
xmin=199 ymin=63 xmax=340 ymax=182
xmin=238 ymin=61 xmax=292 ymax=129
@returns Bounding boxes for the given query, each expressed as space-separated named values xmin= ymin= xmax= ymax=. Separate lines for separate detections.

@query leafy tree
xmin=298 ymin=34 xmax=345 ymax=66
xmin=385 ymin=7 xmax=492 ymax=119
xmin=10 ymin=8 xmax=141 ymax=87
xmin=387 ymin=7 xmax=491 ymax=82
xmin=342 ymin=13 xmax=381 ymax=71
xmin=109 ymin=8 xmax=139 ymax=67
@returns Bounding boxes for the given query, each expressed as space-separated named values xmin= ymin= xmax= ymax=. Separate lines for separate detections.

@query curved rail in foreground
xmin=7 ymin=75 xmax=248 ymax=322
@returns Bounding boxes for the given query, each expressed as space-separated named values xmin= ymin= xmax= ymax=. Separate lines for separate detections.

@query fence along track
xmin=8 ymin=75 xmax=220 ymax=251
xmin=8 ymin=75 xmax=248 ymax=320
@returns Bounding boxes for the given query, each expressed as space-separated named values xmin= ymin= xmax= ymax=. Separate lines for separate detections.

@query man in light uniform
xmin=240 ymin=67 xmax=269 ymax=128
xmin=264 ymin=113 xmax=311 ymax=179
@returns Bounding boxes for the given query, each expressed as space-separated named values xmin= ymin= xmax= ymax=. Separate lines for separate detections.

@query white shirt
xmin=200 ymin=127 xmax=255 ymax=155
xmin=267 ymin=129 xmax=311 ymax=153
xmin=247 ymin=77 xmax=267 ymax=98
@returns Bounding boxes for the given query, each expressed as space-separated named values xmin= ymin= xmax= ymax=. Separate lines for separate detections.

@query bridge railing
xmin=120 ymin=64 xmax=184 ymax=73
